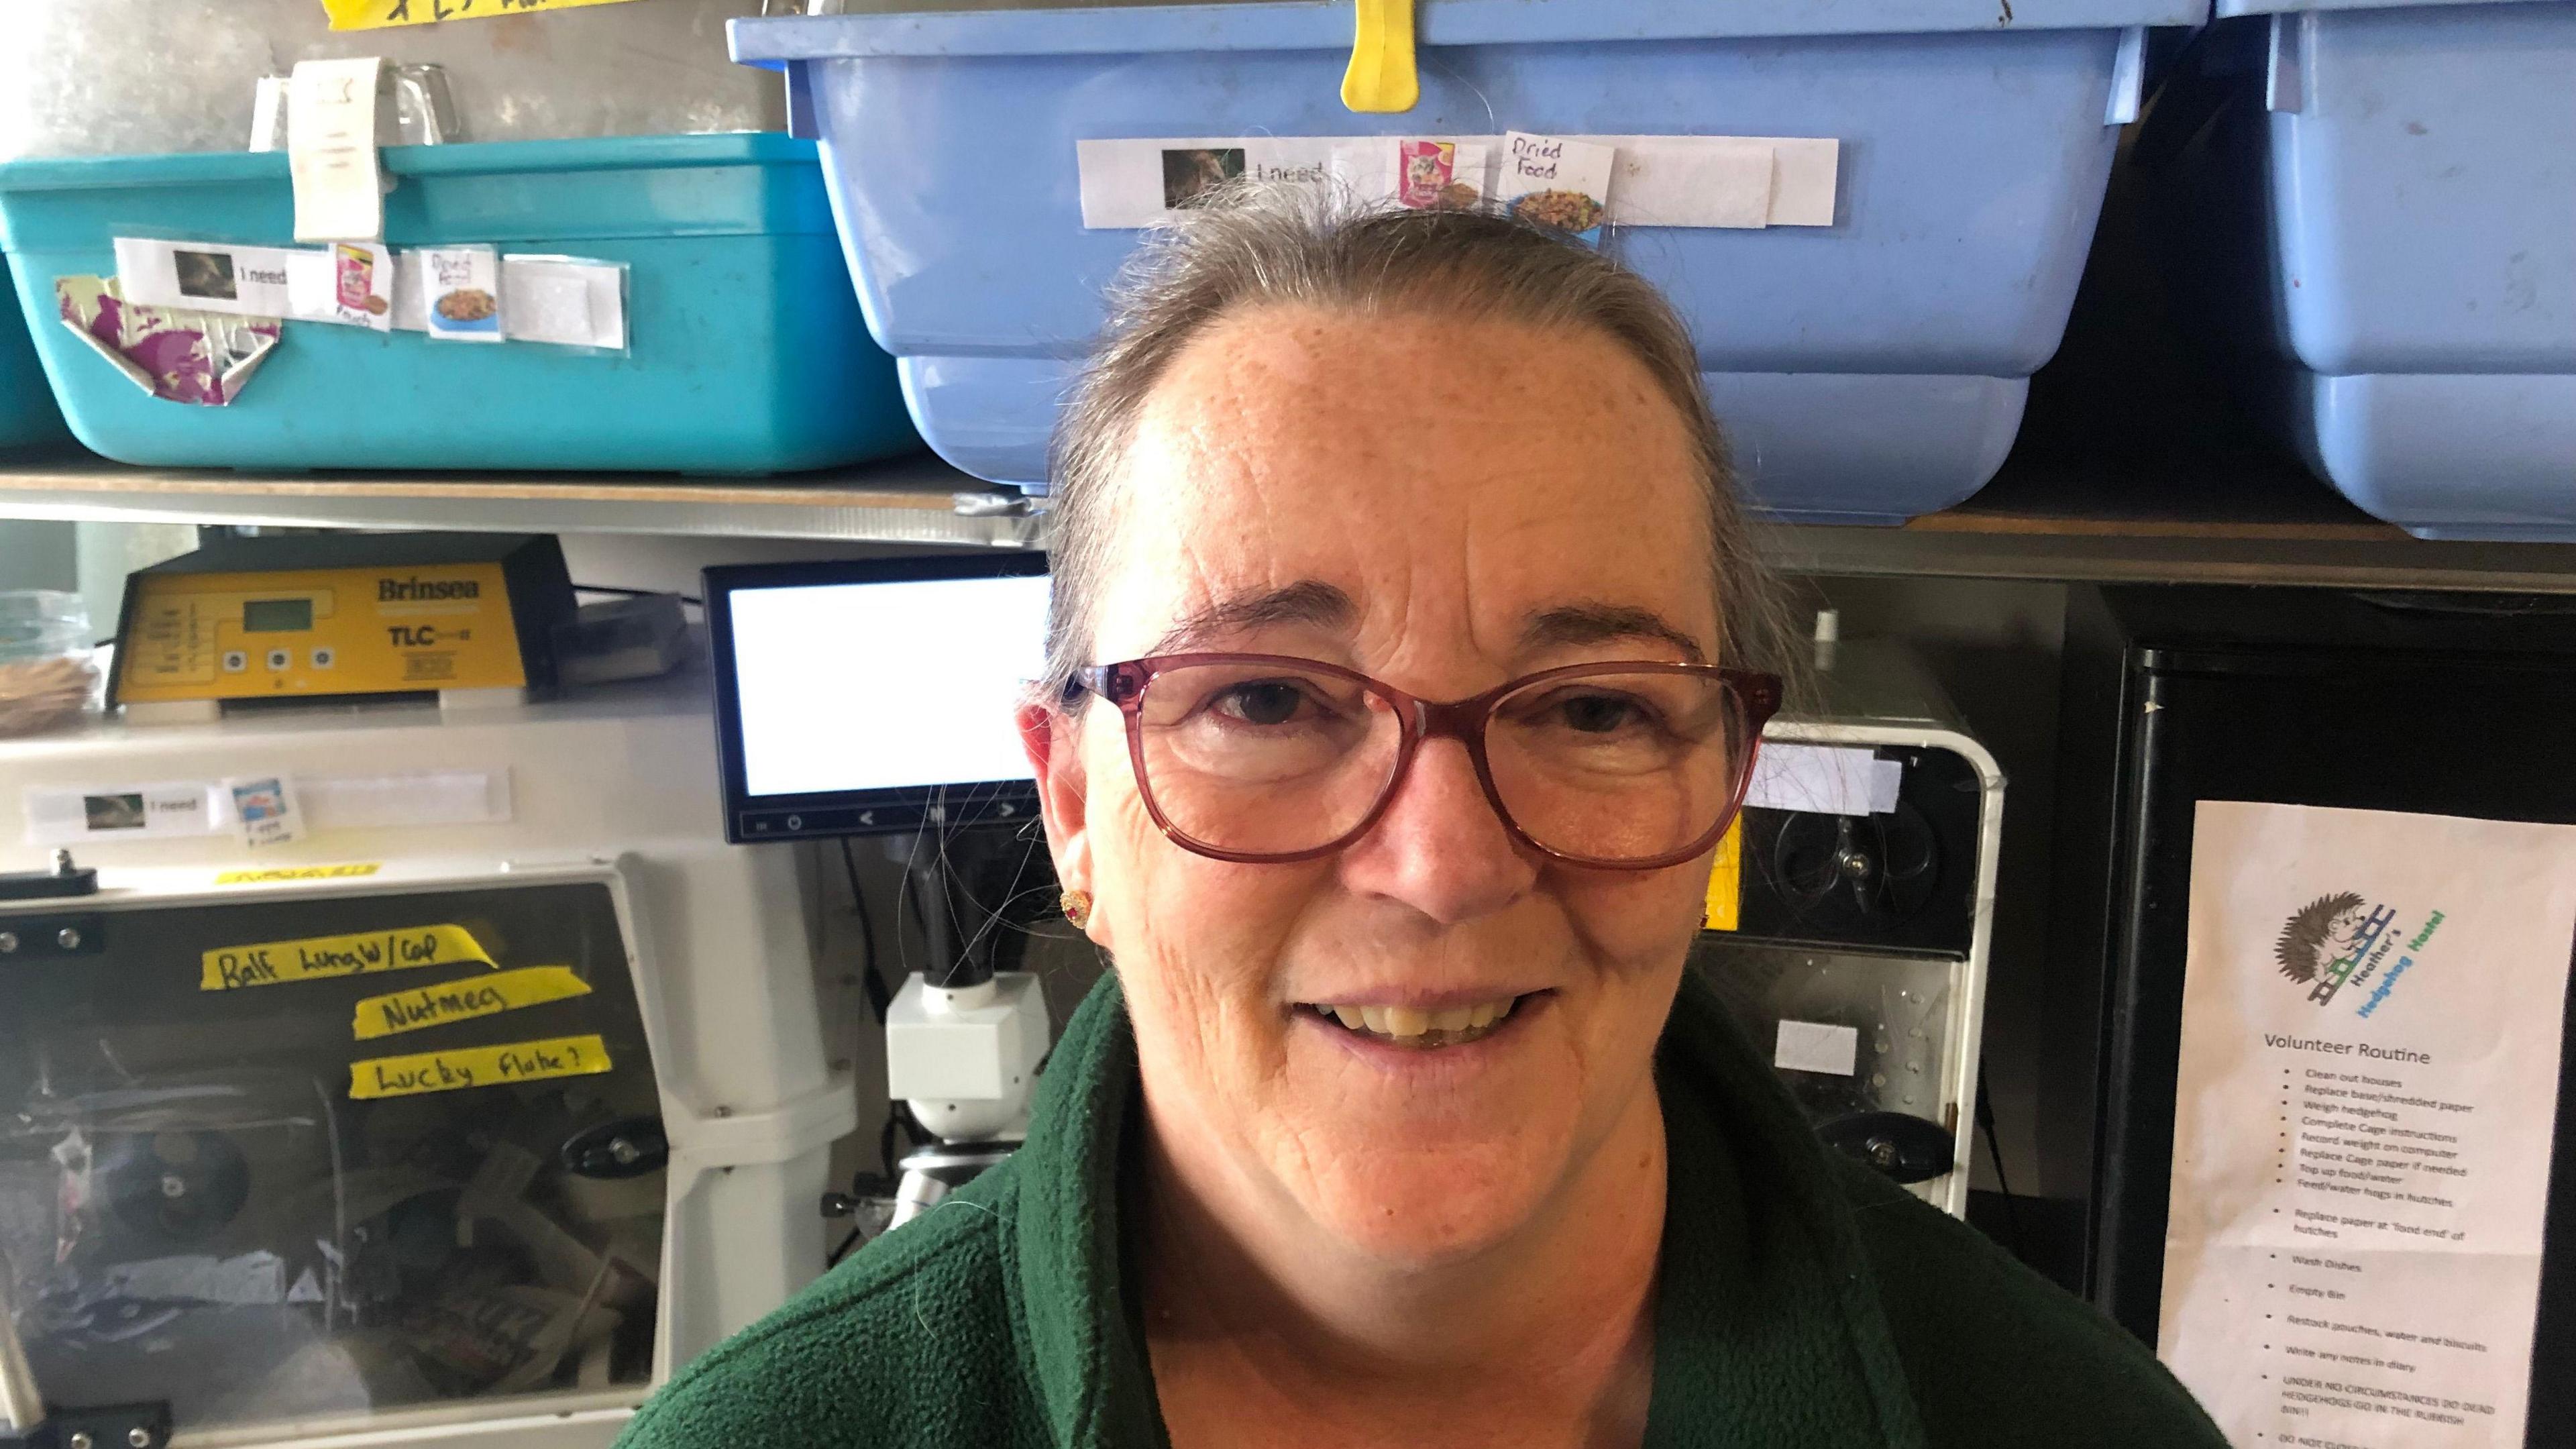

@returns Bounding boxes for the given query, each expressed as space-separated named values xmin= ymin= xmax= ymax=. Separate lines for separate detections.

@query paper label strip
xmin=202 ymin=923 xmax=492 ymax=991
xmin=350 ymin=1033 xmax=614 ymax=1099
xmin=352 ymin=965 xmax=593 ymax=1040
xmin=1077 ymin=133 xmax=1836 ymax=231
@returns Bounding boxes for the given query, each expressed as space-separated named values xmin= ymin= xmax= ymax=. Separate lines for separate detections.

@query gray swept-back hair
xmin=1039 ymin=185 xmax=1797 ymax=704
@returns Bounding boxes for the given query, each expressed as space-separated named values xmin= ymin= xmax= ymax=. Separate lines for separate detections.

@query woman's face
xmin=1028 ymin=303 xmax=1723 ymax=1267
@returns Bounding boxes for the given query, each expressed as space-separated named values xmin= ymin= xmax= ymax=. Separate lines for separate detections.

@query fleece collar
xmin=1004 ymin=971 xmax=1929 ymax=1448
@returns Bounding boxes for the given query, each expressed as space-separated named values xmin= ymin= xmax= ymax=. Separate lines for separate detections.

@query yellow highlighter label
xmin=350 ymin=1034 xmax=613 ymax=1099
xmin=321 ymin=0 xmax=647 ymax=32
xmin=202 ymin=924 xmax=492 ymax=991
xmin=353 ymin=966 xmax=592 ymax=1041
xmin=215 ymin=863 xmax=383 ymax=885
xmin=1703 ymin=818 xmax=1742 ymax=932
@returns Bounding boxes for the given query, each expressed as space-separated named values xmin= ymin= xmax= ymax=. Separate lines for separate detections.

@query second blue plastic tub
xmin=0 ymin=133 xmax=915 ymax=474
xmin=734 ymin=0 xmax=2198 ymax=521
xmin=0 ymin=256 xmax=68 ymax=449
xmin=2162 ymin=0 xmax=2576 ymax=540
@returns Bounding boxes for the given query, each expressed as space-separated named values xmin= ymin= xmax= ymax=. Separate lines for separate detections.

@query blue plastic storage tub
xmin=0 ymin=133 xmax=915 ymax=474
xmin=733 ymin=0 xmax=2198 ymax=521
xmin=0 ymin=256 xmax=68 ymax=448
xmin=2165 ymin=0 xmax=2576 ymax=539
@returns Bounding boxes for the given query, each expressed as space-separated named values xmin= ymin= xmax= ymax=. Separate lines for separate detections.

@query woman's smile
xmin=1296 ymin=988 xmax=1546 ymax=1050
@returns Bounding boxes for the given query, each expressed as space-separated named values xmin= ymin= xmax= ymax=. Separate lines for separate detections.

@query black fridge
xmin=2038 ymin=584 xmax=2576 ymax=1443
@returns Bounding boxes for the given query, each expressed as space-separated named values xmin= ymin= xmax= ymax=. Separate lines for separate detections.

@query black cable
xmin=1974 ymin=1071 xmax=2025 ymax=1260
xmin=824 ymin=1225 xmax=864 ymax=1269
xmin=838 ymin=837 xmax=892 ymax=1025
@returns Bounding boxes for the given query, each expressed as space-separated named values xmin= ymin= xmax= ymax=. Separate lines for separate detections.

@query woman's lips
xmin=1295 ymin=990 xmax=1549 ymax=1050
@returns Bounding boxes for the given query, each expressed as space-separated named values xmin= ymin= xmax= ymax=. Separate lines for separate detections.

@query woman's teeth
xmin=1310 ymin=996 xmax=1520 ymax=1048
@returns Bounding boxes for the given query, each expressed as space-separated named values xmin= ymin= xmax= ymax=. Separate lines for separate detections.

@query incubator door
xmin=0 ymin=878 xmax=665 ymax=1440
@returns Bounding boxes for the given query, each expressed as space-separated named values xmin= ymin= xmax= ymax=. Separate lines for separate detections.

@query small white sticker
xmin=227 ymin=775 xmax=303 ymax=849
xmin=1744 ymin=743 xmax=1902 ymax=818
xmin=1774 ymin=1020 xmax=1860 ymax=1077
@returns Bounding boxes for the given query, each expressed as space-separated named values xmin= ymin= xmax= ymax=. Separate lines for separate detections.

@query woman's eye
xmin=1556 ymin=693 xmax=1644 ymax=733
xmin=1214 ymin=682 xmax=1308 ymax=726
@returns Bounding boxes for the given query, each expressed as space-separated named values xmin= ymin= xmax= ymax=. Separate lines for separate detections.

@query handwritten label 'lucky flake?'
xmin=319 ymin=0 xmax=649 ymax=32
xmin=350 ymin=1034 xmax=612 ymax=1099
xmin=202 ymin=924 xmax=492 ymax=991
xmin=352 ymin=965 xmax=592 ymax=1040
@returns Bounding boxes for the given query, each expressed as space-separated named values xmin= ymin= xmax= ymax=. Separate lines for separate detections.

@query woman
xmin=621 ymin=195 xmax=2225 ymax=1448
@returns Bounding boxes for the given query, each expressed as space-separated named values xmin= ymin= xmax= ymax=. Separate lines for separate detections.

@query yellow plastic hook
xmin=1341 ymin=0 xmax=1419 ymax=113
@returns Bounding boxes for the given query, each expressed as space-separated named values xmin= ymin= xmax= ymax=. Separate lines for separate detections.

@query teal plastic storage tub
xmin=0 ymin=133 xmax=914 ymax=473
xmin=0 ymin=257 xmax=68 ymax=448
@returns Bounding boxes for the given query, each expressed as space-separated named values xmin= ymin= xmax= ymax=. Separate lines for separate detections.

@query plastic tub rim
xmin=731 ymin=0 xmax=2204 ymax=66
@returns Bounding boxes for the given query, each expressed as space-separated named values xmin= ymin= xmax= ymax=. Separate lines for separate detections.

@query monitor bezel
xmin=703 ymin=553 xmax=1053 ymax=845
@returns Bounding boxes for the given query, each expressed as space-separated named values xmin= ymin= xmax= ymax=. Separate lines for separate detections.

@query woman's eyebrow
xmin=1148 ymin=580 xmax=1356 ymax=654
xmin=1521 ymin=604 xmax=1708 ymax=664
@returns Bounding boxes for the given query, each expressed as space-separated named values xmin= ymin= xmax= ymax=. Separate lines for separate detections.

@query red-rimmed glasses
xmin=1067 ymin=653 xmax=1783 ymax=869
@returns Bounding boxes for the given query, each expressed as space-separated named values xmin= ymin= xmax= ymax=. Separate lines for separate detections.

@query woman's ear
xmin=1019 ymin=699 xmax=1094 ymax=909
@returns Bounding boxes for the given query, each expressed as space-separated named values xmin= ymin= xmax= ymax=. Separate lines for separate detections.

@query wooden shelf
xmin=0 ymin=448 xmax=1044 ymax=549
xmin=3 ymin=445 xmax=2571 ymax=592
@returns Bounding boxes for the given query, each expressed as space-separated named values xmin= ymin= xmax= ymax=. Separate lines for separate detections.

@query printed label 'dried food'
xmin=1498 ymin=132 xmax=1615 ymax=242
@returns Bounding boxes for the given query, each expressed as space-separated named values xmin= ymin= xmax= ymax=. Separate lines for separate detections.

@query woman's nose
xmin=1335 ymin=736 xmax=1538 ymax=924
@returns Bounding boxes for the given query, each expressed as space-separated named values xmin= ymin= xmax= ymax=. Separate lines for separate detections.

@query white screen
xmin=729 ymin=573 xmax=1052 ymax=799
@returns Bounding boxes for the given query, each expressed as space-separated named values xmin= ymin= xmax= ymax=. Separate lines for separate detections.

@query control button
xmin=221 ymin=650 xmax=248 ymax=673
xmin=264 ymin=649 xmax=291 ymax=672
xmin=309 ymin=647 xmax=335 ymax=669
xmin=785 ymin=814 xmax=802 ymax=831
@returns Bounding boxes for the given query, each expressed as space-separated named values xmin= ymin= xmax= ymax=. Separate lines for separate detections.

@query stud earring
xmin=1061 ymin=889 xmax=1093 ymax=929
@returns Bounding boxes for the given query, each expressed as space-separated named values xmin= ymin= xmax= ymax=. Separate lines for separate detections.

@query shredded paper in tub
xmin=1079 ymin=133 xmax=1833 ymax=231
xmin=55 ymin=276 xmax=279 ymax=407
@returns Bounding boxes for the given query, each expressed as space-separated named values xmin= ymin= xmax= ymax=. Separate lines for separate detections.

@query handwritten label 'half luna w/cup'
xmin=201 ymin=924 xmax=493 ymax=991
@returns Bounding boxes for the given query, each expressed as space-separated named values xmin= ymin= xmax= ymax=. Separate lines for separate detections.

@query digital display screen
xmin=241 ymin=598 xmax=313 ymax=633
xmin=724 ymin=572 xmax=1051 ymax=800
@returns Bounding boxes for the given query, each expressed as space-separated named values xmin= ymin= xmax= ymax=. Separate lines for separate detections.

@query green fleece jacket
xmin=619 ymin=971 xmax=2225 ymax=1448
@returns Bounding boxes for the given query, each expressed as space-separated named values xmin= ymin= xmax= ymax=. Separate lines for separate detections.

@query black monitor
xmin=704 ymin=554 xmax=1052 ymax=843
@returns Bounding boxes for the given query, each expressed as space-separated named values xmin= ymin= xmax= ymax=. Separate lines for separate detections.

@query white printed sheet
xmin=2160 ymin=800 xmax=2576 ymax=1448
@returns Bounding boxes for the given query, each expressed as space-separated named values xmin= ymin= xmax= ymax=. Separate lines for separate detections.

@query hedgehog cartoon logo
xmin=2275 ymin=892 xmax=2398 ymax=1007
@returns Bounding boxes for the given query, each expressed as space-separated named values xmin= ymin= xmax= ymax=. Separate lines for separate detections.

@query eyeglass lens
xmin=1130 ymin=661 xmax=1752 ymax=863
